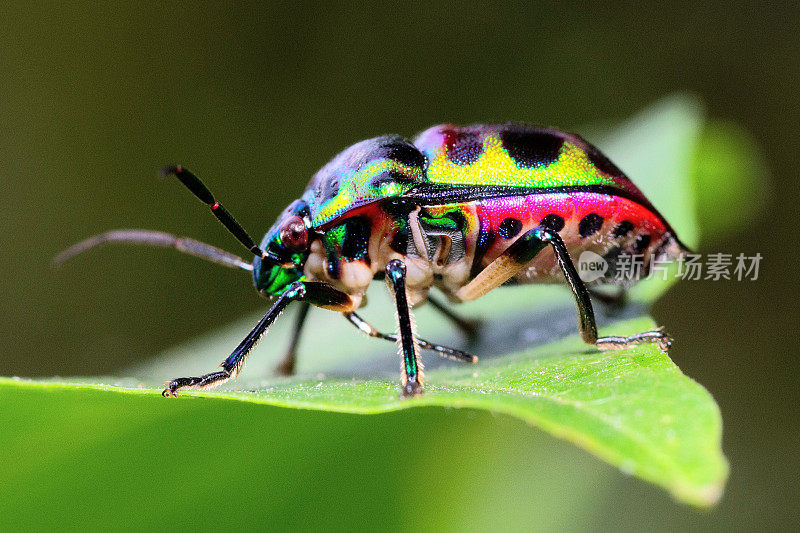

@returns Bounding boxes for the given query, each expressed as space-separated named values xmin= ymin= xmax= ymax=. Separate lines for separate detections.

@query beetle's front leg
xmin=163 ymin=281 xmax=352 ymax=397
xmin=385 ymin=259 xmax=424 ymax=398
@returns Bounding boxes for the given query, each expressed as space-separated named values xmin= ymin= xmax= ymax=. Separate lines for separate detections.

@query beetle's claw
xmin=657 ymin=330 xmax=674 ymax=352
xmin=401 ymin=380 xmax=423 ymax=398
xmin=162 ymin=379 xmax=182 ymax=397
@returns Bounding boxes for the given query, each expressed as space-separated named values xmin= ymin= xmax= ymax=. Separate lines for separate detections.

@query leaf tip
xmin=674 ymin=480 xmax=725 ymax=509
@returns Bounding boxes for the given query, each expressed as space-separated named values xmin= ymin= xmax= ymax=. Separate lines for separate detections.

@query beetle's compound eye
xmin=279 ymin=216 xmax=308 ymax=252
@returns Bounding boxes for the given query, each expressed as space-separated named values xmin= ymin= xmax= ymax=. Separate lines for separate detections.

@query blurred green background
xmin=1 ymin=2 xmax=798 ymax=531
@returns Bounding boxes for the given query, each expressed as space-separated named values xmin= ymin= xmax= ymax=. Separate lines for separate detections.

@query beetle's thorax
xmin=301 ymin=204 xmax=469 ymax=306
xmin=302 ymin=209 xmax=446 ymax=307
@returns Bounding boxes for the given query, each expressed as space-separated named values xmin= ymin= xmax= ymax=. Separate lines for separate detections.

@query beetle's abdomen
xmin=474 ymin=192 xmax=678 ymax=285
xmin=419 ymin=191 xmax=682 ymax=295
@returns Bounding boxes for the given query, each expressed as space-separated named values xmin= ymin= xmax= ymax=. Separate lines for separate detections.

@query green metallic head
xmin=252 ymin=200 xmax=312 ymax=296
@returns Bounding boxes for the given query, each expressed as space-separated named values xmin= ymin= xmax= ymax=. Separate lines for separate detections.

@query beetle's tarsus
xmin=596 ymin=327 xmax=673 ymax=352
xmin=401 ymin=379 xmax=423 ymax=398
xmin=161 ymin=370 xmax=231 ymax=397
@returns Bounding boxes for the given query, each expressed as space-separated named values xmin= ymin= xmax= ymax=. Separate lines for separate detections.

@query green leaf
xmin=1 ymin=320 xmax=725 ymax=508
xmin=2 ymin=95 xmax=749 ymax=513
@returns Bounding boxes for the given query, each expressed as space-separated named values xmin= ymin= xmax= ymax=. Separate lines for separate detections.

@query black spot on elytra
xmin=498 ymin=217 xmax=523 ymax=239
xmin=612 ymin=220 xmax=634 ymax=238
xmin=448 ymin=132 xmax=484 ymax=165
xmin=539 ymin=214 xmax=565 ymax=232
xmin=579 ymin=213 xmax=604 ymax=238
xmin=341 ymin=136 xmax=425 ymax=171
xmin=634 ymin=234 xmax=651 ymax=254
xmin=500 ymin=128 xmax=563 ymax=168
xmin=384 ymin=141 xmax=426 ymax=168
xmin=587 ymin=145 xmax=625 ymax=177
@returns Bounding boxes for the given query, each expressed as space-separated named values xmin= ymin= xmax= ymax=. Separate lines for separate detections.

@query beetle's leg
xmin=344 ymin=311 xmax=477 ymax=363
xmin=457 ymin=226 xmax=671 ymax=350
xmin=163 ymin=282 xmax=352 ymax=397
xmin=426 ymin=294 xmax=482 ymax=344
xmin=274 ymin=302 xmax=311 ymax=376
xmin=385 ymin=259 xmax=424 ymax=397
xmin=595 ymin=327 xmax=672 ymax=351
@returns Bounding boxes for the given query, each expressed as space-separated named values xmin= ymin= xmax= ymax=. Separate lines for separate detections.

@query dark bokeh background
xmin=2 ymin=2 xmax=798 ymax=530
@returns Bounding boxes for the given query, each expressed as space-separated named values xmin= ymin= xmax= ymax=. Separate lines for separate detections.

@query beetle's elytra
xmin=57 ymin=123 xmax=687 ymax=398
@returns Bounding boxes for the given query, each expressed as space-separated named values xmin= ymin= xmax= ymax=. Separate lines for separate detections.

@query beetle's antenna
xmin=160 ymin=165 xmax=267 ymax=260
xmin=53 ymin=229 xmax=254 ymax=271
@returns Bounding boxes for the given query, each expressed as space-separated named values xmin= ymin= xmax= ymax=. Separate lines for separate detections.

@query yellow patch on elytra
xmin=426 ymin=136 xmax=617 ymax=189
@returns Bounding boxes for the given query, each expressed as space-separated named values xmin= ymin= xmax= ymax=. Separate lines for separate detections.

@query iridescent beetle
xmin=57 ymin=124 xmax=687 ymax=397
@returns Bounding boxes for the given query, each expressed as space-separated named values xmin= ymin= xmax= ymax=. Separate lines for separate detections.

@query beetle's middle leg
xmin=456 ymin=226 xmax=671 ymax=351
xmin=344 ymin=311 xmax=477 ymax=363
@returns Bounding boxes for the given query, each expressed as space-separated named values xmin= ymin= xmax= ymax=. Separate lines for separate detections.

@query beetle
xmin=57 ymin=123 xmax=687 ymax=397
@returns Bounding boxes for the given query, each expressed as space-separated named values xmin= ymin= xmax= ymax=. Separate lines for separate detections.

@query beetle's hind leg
xmin=596 ymin=327 xmax=673 ymax=351
xmin=456 ymin=226 xmax=671 ymax=352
